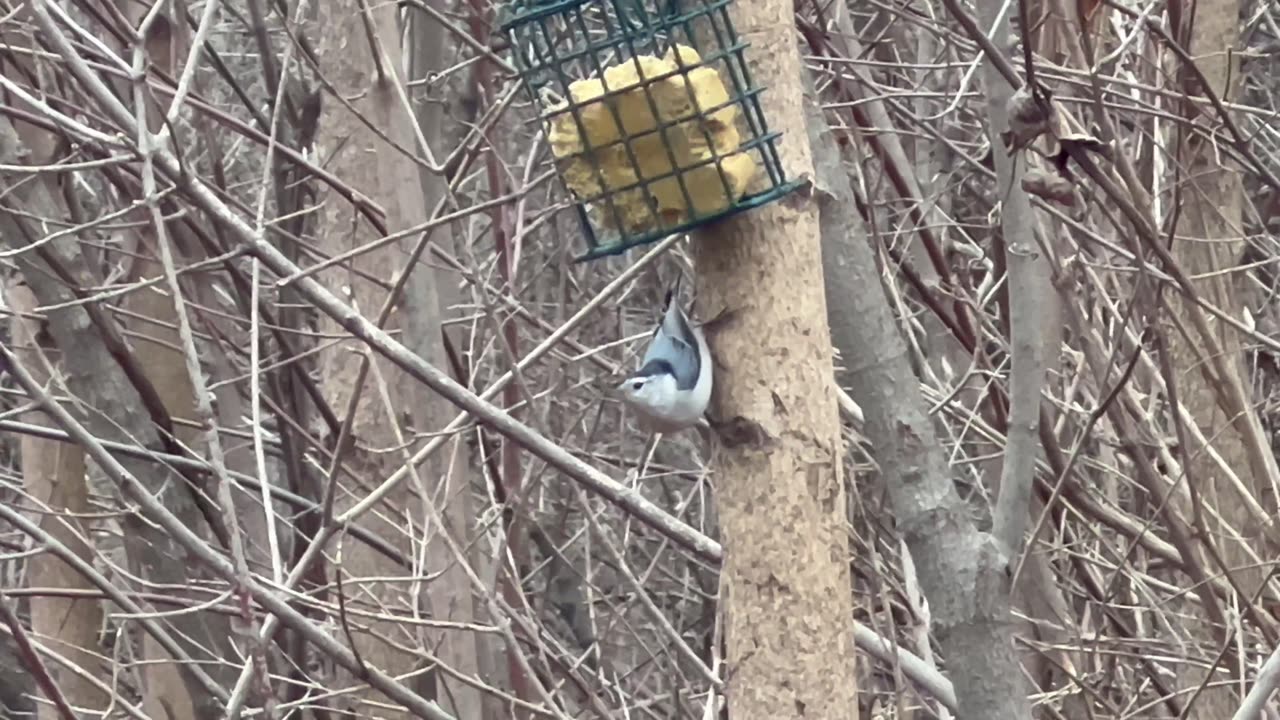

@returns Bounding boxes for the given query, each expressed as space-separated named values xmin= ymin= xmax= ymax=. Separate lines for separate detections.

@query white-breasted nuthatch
xmin=616 ymin=286 xmax=712 ymax=433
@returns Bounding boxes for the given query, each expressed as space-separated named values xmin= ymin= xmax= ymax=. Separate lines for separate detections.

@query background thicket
xmin=0 ymin=0 xmax=1279 ymax=717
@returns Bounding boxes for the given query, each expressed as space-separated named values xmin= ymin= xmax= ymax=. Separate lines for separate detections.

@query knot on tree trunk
xmin=715 ymin=415 xmax=778 ymax=449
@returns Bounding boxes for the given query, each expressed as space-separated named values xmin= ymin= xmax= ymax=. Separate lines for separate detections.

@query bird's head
xmin=616 ymin=360 xmax=679 ymax=414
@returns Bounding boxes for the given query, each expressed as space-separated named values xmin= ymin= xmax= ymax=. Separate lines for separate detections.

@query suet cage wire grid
xmin=499 ymin=0 xmax=804 ymax=261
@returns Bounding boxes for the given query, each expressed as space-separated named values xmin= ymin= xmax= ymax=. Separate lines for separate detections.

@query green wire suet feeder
xmin=500 ymin=0 xmax=804 ymax=261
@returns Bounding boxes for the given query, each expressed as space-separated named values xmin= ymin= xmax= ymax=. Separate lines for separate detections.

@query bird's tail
xmin=659 ymin=275 xmax=694 ymax=341
xmin=663 ymin=275 xmax=682 ymax=314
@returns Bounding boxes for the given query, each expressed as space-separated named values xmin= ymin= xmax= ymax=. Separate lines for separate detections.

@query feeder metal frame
xmin=500 ymin=0 xmax=803 ymax=261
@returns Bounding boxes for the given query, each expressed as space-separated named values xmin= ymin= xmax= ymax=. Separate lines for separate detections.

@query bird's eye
xmin=632 ymin=382 xmax=643 ymax=391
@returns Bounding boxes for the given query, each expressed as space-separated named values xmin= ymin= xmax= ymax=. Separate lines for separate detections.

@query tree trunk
xmin=806 ymin=25 xmax=1033 ymax=720
xmin=0 ymin=96 xmax=230 ymax=720
xmin=110 ymin=6 xmax=241 ymax=716
xmin=1167 ymin=0 xmax=1272 ymax=714
xmin=406 ymin=8 xmax=499 ymax=714
xmin=690 ymin=1 xmax=858 ymax=716
xmin=10 ymin=283 xmax=108 ymax=720
xmin=312 ymin=2 xmax=483 ymax=716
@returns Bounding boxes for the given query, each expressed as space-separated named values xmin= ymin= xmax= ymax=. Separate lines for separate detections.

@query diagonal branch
xmin=0 ymin=340 xmax=461 ymax=720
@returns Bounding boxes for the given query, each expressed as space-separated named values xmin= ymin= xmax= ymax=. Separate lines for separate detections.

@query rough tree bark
xmin=312 ymin=1 xmax=483 ymax=716
xmin=689 ymin=0 xmax=859 ymax=715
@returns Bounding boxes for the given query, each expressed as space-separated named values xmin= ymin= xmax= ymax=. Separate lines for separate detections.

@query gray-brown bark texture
xmin=406 ymin=10 xmax=495 ymax=714
xmin=805 ymin=50 xmax=1033 ymax=720
xmin=110 ymin=6 xmax=242 ymax=715
xmin=312 ymin=1 xmax=483 ymax=715
xmin=0 ymin=112 xmax=234 ymax=720
xmin=1168 ymin=0 xmax=1274 ymax=714
xmin=690 ymin=2 xmax=858 ymax=716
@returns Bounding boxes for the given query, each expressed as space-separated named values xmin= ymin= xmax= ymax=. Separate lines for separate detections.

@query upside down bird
xmin=616 ymin=286 xmax=713 ymax=434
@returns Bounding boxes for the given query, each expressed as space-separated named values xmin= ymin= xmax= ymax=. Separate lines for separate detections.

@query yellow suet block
xmin=543 ymin=44 xmax=758 ymax=235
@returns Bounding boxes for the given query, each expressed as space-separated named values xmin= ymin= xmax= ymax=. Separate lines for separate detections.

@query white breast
xmin=636 ymin=323 xmax=712 ymax=434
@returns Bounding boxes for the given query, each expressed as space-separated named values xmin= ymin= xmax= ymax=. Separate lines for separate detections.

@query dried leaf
xmin=1004 ymin=86 xmax=1052 ymax=151
xmin=1022 ymin=167 xmax=1077 ymax=207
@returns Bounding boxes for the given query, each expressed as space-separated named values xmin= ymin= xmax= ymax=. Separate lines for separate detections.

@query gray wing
xmin=641 ymin=295 xmax=701 ymax=391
